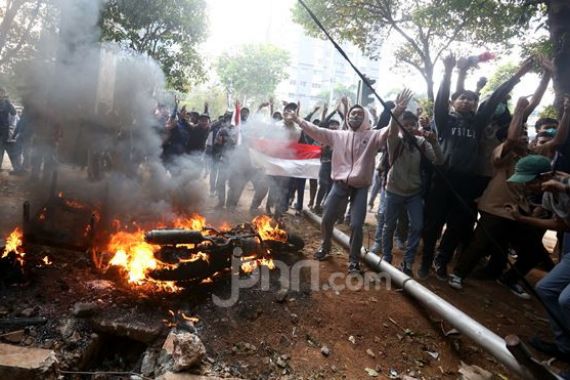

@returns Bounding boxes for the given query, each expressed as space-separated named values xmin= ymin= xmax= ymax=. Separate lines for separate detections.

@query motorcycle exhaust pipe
xmin=145 ymin=229 xmax=205 ymax=245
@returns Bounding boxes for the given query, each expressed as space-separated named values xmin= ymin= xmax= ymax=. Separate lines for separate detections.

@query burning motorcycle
xmin=98 ymin=215 xmax=305 ymax=289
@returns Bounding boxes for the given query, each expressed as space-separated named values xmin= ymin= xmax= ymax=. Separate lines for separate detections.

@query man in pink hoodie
xmin=284 ymin=105 xmax=388 ymax=273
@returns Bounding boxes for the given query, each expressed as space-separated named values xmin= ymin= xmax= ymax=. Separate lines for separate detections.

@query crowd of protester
xmin=2 ymin=53 xmax=570 ymax=367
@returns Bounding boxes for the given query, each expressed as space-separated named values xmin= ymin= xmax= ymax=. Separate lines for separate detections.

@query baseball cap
xmin=507 ymin=155 xmax=552 ymax=184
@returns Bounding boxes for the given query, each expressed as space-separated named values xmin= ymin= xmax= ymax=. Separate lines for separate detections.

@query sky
xmin=201 ymin=0 xmax=554 ymax=111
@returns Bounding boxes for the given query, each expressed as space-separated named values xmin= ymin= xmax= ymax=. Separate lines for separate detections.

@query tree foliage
xmin=216 ymin=44 xmax=290 ymax=105
xmin=100 ymin=0 xmax=208 ymax=91
xmin=292 ymin=0 xmax=533 ymax=101
xmin=480 ymin=62 xmax=518 ymax=97
xmin=0 ymin=0 xmax=53 ymax=77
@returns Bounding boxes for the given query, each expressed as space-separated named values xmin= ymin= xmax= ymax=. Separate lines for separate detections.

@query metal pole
xmin=303 ymin=209 xmax=560 ymax=380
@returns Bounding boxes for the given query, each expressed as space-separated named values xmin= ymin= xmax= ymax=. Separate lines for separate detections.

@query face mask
xmin=348 ymin=117 xmax=363 ymax=130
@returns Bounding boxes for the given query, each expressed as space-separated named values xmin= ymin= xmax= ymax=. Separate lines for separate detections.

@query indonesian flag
xmin=249 ymin=138 xmax=321 ymax=179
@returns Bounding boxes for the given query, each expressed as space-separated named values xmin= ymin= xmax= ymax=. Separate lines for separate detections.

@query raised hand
xmin=443 ymin=54 xmax=456 ymax=72
xmin=394 ymin=89 xmax=414 ymax=115
xmin=514 ymin=96 xmax=530 ymax=114
xmin=541 ymin=179 xmax=567 ymax=193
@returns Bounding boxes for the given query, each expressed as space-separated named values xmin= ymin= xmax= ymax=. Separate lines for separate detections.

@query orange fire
xmin=2 ymin=228 xmax=26 ymax=267
xmin=101 ymin=214 xmax=284 ymax=292
xmin=252 ymin=215 xmax=287 ymax=242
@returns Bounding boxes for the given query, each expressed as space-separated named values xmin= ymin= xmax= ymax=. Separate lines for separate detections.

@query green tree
xmin=216 ymin=43 xmax=290 ymax=105
xmin=0 ymin=0 xmax=53 ymax=76
xmin=100 ymin=0 xmax=208 ymax=91
xmin=480 ymin=62 xmax=518 ymax=97
xmin=292 ymin=0 xmax=532 ymax=101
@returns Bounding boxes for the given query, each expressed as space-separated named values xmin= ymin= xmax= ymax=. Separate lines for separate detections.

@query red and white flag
xmin=249 ymin=138 xmax=321 ymax=179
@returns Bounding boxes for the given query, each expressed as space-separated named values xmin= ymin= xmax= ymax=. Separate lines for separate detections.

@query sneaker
xmin=497 ymin=277 xmax=531 ymax=300
xmin=529 ymin=337 xmax=570 ymax=363
xmin=347 ymin=262 xmax=362 ymax=274
xmin=432 ymin=260 xmax=448 ymax=281
xmin=313 ymin=247 xmax=330 ymax=261
xmin=395 ymin=238 xmax=406 ymax=251
xmin=448 ymin=274 xmax=463 ymax=290
xmin=417 ymin=265 xmax=430 ymax=280
xmin=313 ymin=205 xmax=323 ymax=215
xmin=399 ymin=262 xmax=413 ymax=277
xmin=294 ymin=210 xmax=302 ymax=217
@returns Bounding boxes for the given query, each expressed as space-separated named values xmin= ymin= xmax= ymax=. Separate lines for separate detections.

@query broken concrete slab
xmin=0 ymin=343 xmax=57 ymax=380
xmin=91 ymin=314 xmax=163 ymax=343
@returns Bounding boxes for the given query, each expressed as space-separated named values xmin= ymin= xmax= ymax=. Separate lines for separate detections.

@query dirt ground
xmin=0 ymin=166 xmax=568 ymax=379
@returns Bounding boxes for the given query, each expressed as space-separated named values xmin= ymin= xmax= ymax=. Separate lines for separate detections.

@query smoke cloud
xmin=18 ymin=0 xmax=206 ymax=227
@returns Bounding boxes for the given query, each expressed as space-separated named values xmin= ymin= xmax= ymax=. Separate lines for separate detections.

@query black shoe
xmin=529 ymin=337 xmax=570 ymax=363
xmin=399 ymin=262 xmax=413 ymax=277
xmin=417 ymin=265 xmax=430 ymax=280
xmin=313 ymin=248 xmax=329 ymax=261
xmin=433 ymin=260 xmax=448 ymax=281
xmin=496 ymin=277 xmax=531 ymax=300
xmin=347 ymin=262 xmax=362 ymax=274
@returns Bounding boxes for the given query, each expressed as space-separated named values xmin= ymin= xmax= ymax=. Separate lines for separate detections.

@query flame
xmin=172 ymin=214 xmax=206 ymax=231
xmin=101 ymin=214 xmax=281 ymax=292
xmin=42 ymin=256 xmax=52 ymax=265
xmin=240 ymin=255 xmax=275 ymax=274
xmin=252 ymin=215 xmax=287 ymax=242
xmin=2 ymin=228 xmax=26 ymax=267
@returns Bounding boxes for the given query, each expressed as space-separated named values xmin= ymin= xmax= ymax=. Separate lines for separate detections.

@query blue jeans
xmin=321 ymin=182 xmax=368 ymax=264
xmin=536 ymin=232 xmax=570 ymax=353
xmin=381 ymin=191 xmax=423 ymax=266
xmin=373 ymin=186 xmax=388 ymax=246
xmin=373 ymin=186 xmax=408 ymax=249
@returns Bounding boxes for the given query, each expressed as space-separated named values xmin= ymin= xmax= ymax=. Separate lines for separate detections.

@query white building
xmin=275 ymin=33 xmax=381 ymax=108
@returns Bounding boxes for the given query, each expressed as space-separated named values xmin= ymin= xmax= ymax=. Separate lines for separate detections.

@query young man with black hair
xmin=491 ymin=155 xmax=570 ymax=367
xmin=284 ymin=103 xmax=388 ymax=273
xmin=375 ymin=90 xmax=443 ymax=276
xmin=421 ymin=55 xmax=534 ymax=280
xmin=446 ymin=97 xmax=566 ymax=295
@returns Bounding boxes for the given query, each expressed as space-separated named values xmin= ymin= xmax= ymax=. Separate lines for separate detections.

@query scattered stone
xmin=275 ymin=356 xmax=287 ymax=368
xmin=348 ymin=335 xmax=356 ymax=344
xmin=157 ymin=373 xmax=243 ymax=380
xmin=171 ymin=331 xmax=206 ymax=372
xmin=366 ymin=349 xmax=376 ymax=358
xmin=141 ymin=349 xmax=159 ymax=377
xmin=290 ymin=313 xmax=299 ymax=325
xmin=402 ymin=376 xmax=419 ymax=380
xmin=58 ymin=318 xmax=76 ymax=339
xmin=85 ymin=280 xmax=115 ymax=291
xmin=364 ymin=367 xmax=379 ymax=377
xmin=91 ymin=314 xmax=162 ymax=343
xmin=275 ymin=289 xmax=288 ymax=303
xmin=72 ymin=302 xmax=99 ymax=318
xmin=426 ymin=350 xmax=440 ymax=360
xmin=320 ymin=346 xmax=331 ymax=357
xmin=374 ymin=336 xmax=381 ymax=343
xmin=0 ymin=343 xmax=57 ymax=380
xmin=19 ymin=308 xmax=35 ymax=318
xmin=331 ymin=365 xmax=337 ymax=372
xmin=232 ymin=342 xmax=257 ymax=355
xmin=3 ymin=331 xmax=25 ymax=344
xmin=458 ymin=361 xmax=493 ymax=380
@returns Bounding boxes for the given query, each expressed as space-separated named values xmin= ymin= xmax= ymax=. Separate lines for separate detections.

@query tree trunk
xmin=547 ymin=0 xmax=570 ymax=114
xmin=424 ymin=62 xmax=435 ymax=102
